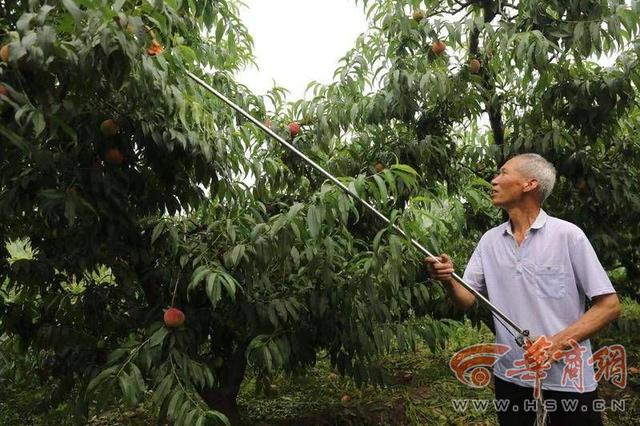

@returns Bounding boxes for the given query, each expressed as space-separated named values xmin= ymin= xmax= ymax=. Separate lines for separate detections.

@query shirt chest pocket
xmin=534 ymin=265 xmax=566 ymax=299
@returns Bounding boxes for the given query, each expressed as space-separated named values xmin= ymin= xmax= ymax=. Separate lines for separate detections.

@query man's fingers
xmin=425 ymin=254 xmax=452 ymax=264
xmin=431 ymin=270 xmax=454 ymax=279
xmin=435 ymin=276 xmax=453 ymax=281
xmin=523 ymin=336 xmax=562 ymax=371
xmin=525 ymin=336 xmax=550 ymax=354
xmin=551 ymin=350 xmax=563 ymax=361
xmin=525 ymin=352 xmax=546 ymax=363
xmin=425 ymin=254 xmax=454 ymax=282
xmin=431 ymin=262 xmax=452 ymax=270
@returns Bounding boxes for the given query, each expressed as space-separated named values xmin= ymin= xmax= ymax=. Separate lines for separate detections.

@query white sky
xmin=235 ymin=1 xmax=624 ymax=101
xmin=236 ymin=0 xmax=369 ymax=100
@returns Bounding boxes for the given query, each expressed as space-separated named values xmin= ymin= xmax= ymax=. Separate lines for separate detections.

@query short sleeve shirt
xmin=462 ymin=209 xmax=616 ymax=392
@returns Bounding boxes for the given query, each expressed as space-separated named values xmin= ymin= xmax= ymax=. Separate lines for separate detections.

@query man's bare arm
xmin=527 ymin=293 xmax=621 ymax=364
xmin=425 ymin=253 xmax=477 ymax=311
xmin=551 ymin=293 xmax=621 ymax=348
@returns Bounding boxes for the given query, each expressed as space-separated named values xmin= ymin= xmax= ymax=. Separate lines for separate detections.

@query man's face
xmin=490 ymin=158 xmax=535 ymax=208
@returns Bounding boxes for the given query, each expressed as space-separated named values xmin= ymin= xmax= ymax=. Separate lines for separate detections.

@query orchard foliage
xmin=0 ymin=0 xmax=262 ymax=424
xmin=288 ymin=0 xmax=640 ymax=288
xmin=2 ymin=0 xmax=640 ymax=424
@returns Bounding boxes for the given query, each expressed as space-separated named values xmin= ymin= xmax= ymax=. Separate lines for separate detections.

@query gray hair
xmin=512 ymin=153 xmax=557 ymax=203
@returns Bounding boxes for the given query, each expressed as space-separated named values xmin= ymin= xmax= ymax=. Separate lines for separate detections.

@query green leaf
xmin=270 ymin=215 xmax=287 ymax=235
xmin=373 ymin=174 xmax=388 ymax=202
xmin=373 ymin=228 xmax=386 ymax=252
xmin=229 ymin=244 xmax=245 ymax=267
xmin=151 ymin=222 xmax=165 ymax=244
xmin=0 ymin=126 xmax=31 ymax=152
xmin=220 ymin=272 xmax=238 ymax=300
xmin=64 ymin=197 xmax=77 ymax=225
xmin=177 ymin=400 xmax=191 ymax=425
xmin=16 ymin=13 xmax=36 ymax=32
xmin=227 ymin=30 xmax=236 ymax=53
xmin=262 ymin=345 xmax=273 ymax=371
xmin=154 ymin=374 xmax=174 ymax=405
xmin=306 ymin=205 xmax=321 ymax=238
xmin=389 ymin=235 xmax=403 ymax=262
xmin=36 ymin=5 xmax=55 ymax=24
xmin=617 ymin=8 xmax=637 ymax=34
xmin=112 ymin=0 xmax=126 ymax=12
xmin=268 ymin=306 xmax=279 ymax=328
xmin=167 ymin=391 xmax=183 ymax=418
xmin=149 ymin=326 xmax=168 ymax=347
xmin=207 ymin=410 xmax=230 ymax=426
xmin=390 ymin=164 xmax=418 ymax=176
xmin=284 ymin=301 xmax=299 ymax=322
xmin=589 ymin=22 xmax=601 ymax=54
xmin=178 ymin=45 xmax=198 ymax=64
xmin=184 ymin=410 xmax=197 ymax=426
xmin=206 ymin=273 xmax=222 ymax=307
xmin=192 ymin=265 xmax=210 ymax=285
xmin=61 ymin=0 xmax=84 ymax=22
xmin=226 ymin=219 xmax=236 ymax=243
xmin=347 ymin=178 xmax=360 ymax=198
xmin=216 ymin=20 xmax=225 ymax=43
xmin=382 ymin=169 xmax=397 ymax=196
xmin=87 ymin=366 xmax=117 ymax=395
xmin=32 ymin=111 xmax=46 ymax=138
xmin=287 ymin=202 xmax=305 ymax=219
xmin=49 ymin=115 xmax=77 ymax=143
xmin=274 ymin=300 xmax=287 ymax=322
xmin=118 ymin=372 xmax=135 ymax=404
xmin=130 ymin=363 xmax=146 ymax=395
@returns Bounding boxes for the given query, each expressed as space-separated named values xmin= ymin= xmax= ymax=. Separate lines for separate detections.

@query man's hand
xmin=425 ymin=253 xmax=455 ymax=282
xmin=425 ymin=253 xmax=476 ymax=311
xmin=524 ymin=335 xmax=568 ymax=370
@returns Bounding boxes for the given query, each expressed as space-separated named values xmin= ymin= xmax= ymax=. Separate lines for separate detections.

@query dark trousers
xmin=494 ymin=376 xmax=603 ymax=426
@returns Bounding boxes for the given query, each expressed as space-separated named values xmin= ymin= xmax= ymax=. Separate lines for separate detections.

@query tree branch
xmin=469 ymin=1 xmax=505 ymax=147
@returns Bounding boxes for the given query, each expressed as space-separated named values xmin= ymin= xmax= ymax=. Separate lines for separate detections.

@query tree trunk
xmin=469 ymin=1 xmax=505 ymax=152
xmin=201 ymin=389 xmax=242 ymax=425
xmin=200 ymin=341 xmax=249 ymax=424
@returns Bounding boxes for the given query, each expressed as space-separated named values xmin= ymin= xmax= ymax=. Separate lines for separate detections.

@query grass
xmin=236 ymin=313 xmax=640 ymax=426
xmin=1 ymin=299 xmax=639 ymax=425
xmin=238 ymin=326 xmax=497 ymax=425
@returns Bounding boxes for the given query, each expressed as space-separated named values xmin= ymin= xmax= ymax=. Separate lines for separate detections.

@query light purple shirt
xmin=463 ymin=209 xmax=616 ymax=392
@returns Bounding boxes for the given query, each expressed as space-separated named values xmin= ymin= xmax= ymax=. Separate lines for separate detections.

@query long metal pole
xmin=186 ymin=71 xmax=529 ymax=340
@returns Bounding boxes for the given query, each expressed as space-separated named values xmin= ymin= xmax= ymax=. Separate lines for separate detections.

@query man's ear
xmin=523 ymin=179 xmax=539 ymax=193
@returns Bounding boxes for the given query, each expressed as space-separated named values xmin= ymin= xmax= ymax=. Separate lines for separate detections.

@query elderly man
xmin=427 ymin=153 xmax=620 ymax=426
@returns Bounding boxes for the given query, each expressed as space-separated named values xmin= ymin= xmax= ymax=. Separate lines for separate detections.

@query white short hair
xmin=513 ymin=153 xmax=556 ymax=203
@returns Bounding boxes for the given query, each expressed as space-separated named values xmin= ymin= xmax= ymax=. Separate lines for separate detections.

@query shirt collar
xmin=503 ymin=209 xmax=548 ymax=236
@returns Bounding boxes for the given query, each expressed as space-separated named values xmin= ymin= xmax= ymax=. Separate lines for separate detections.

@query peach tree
xmin=290 ymin=0 xmax=640 ymax=293
xmin=0 ymin=0 xmax=260 ymax=424
xmin=0 ymin=1 xmax=459 ymax=424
